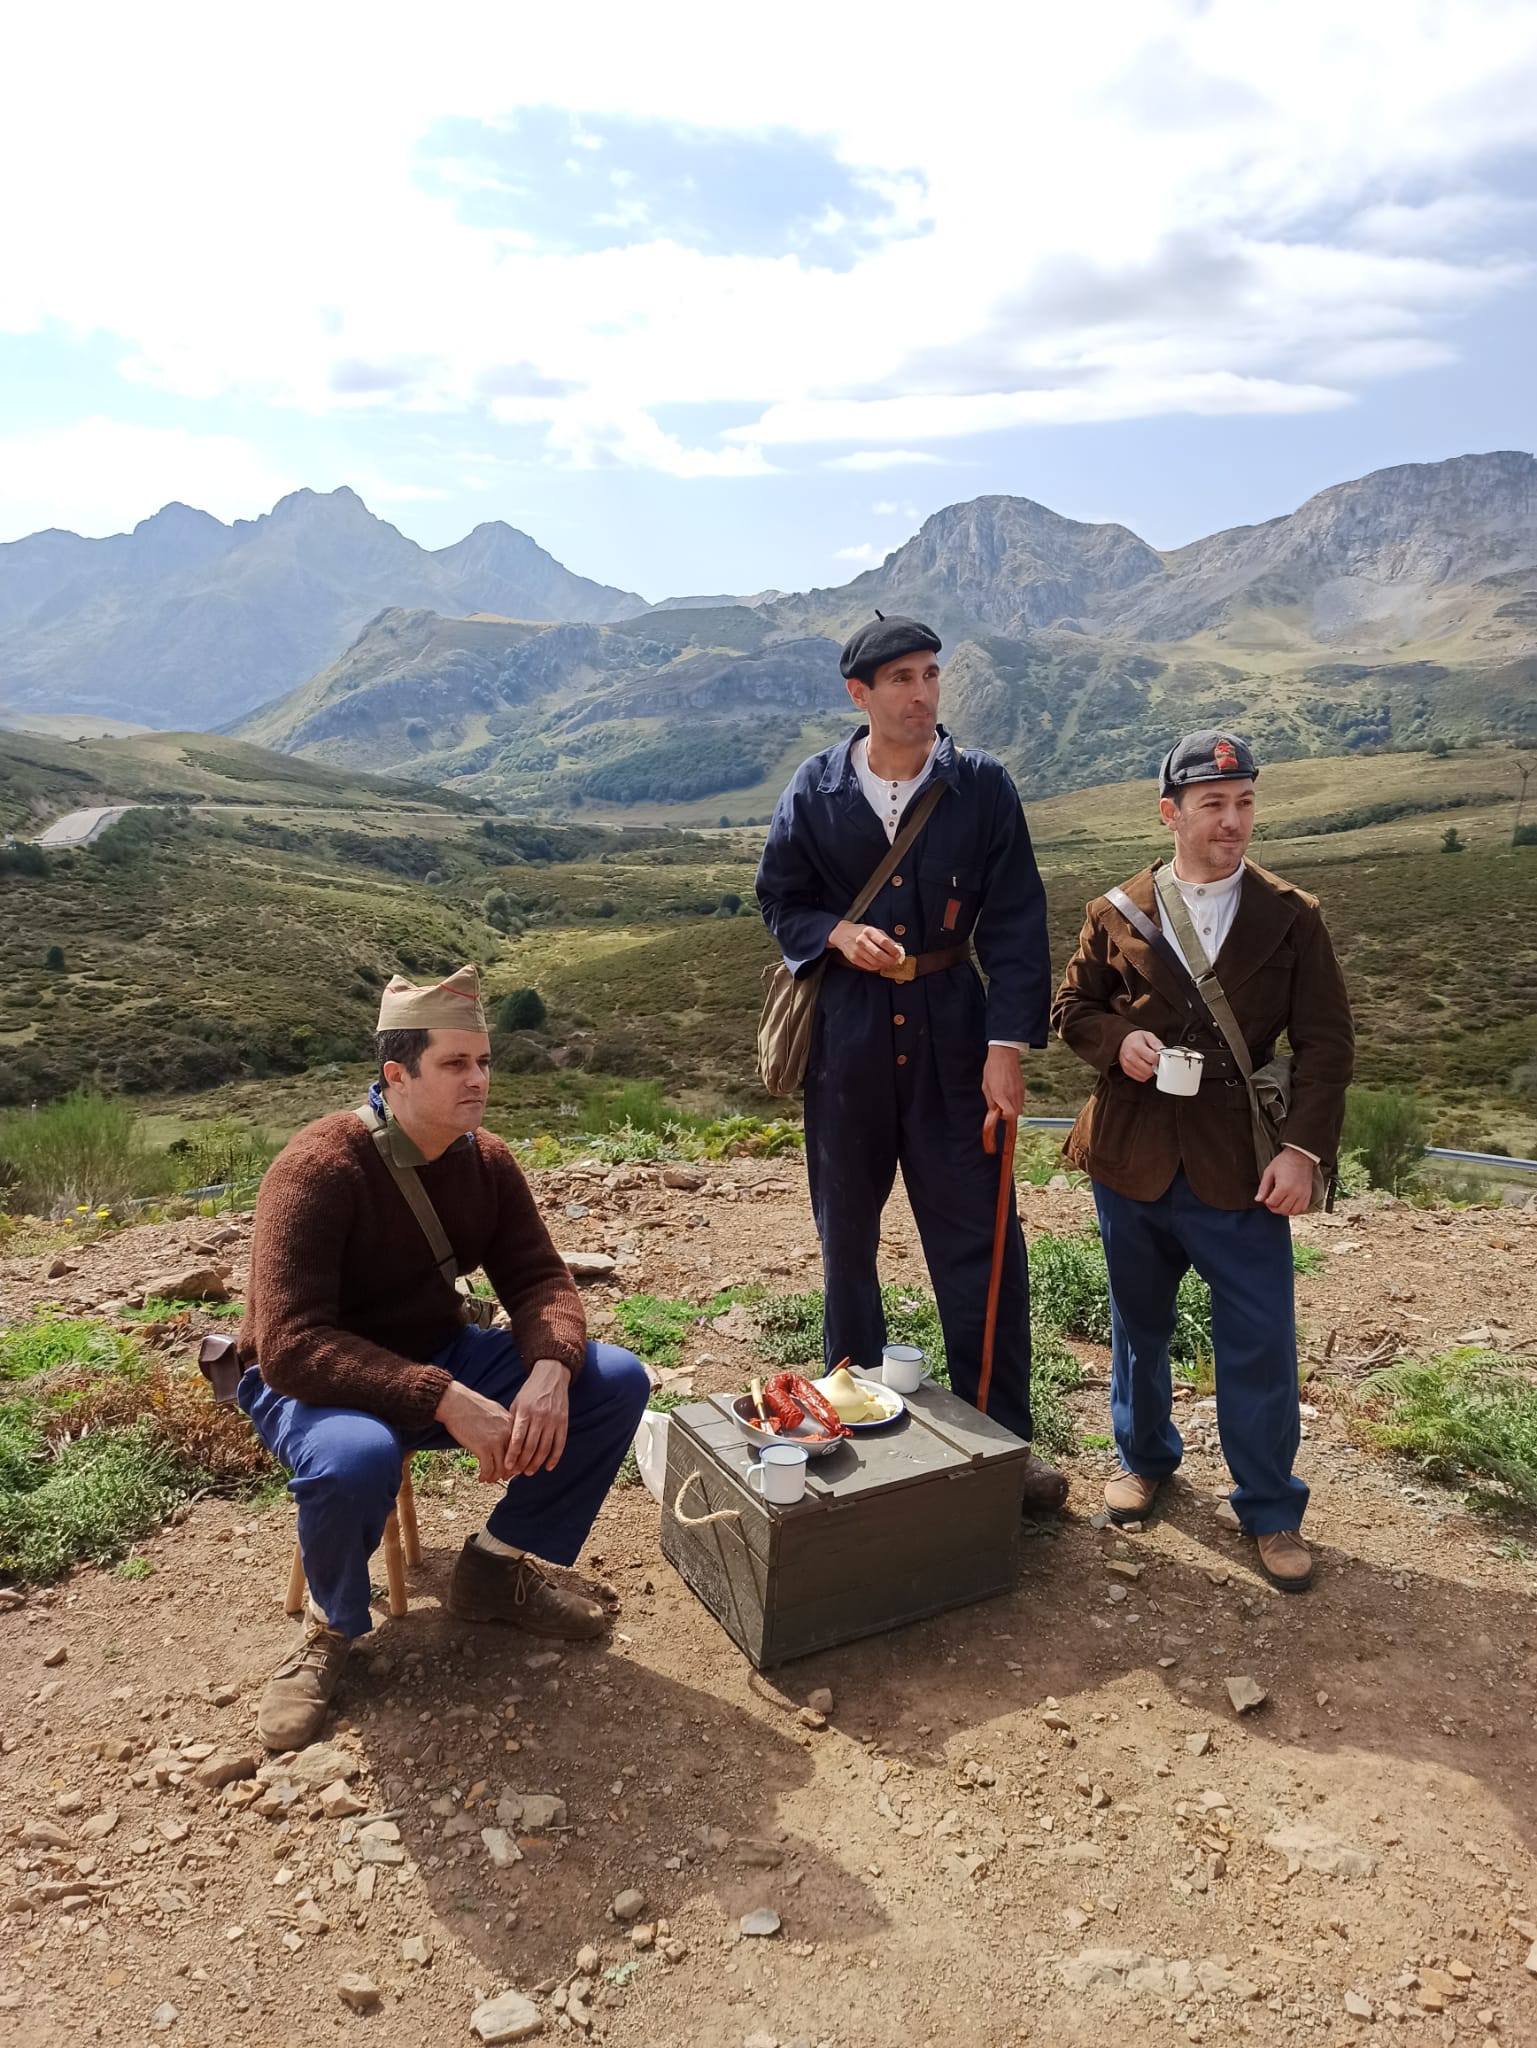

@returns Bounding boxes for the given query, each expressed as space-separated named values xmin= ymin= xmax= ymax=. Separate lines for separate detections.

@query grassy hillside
xmin=3 ymin=734 xmax=1532 ymax=1150
xmin=0 ymin=727 xmax=486 ymax=837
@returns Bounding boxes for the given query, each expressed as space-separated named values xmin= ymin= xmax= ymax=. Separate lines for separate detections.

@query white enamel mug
xmin=881 ymin=1344 xmax=925 ymax=1393
xmin=748 ymin=1443 xmax=808 ymax=1505
xmin=1155 ymin=1045 xmax=1205 ymax=1097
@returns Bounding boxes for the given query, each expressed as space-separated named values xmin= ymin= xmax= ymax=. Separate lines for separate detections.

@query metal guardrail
xmin=1020 ymin=1118 xmax=1537 ymax=1174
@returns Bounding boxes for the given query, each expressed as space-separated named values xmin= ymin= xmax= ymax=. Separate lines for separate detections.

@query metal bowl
xmin=729 ymin=1395 xmax=847 ymax=1458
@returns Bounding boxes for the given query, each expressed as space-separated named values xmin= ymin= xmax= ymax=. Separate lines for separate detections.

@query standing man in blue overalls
xmin=756 ymin=615 xmax=1067 ymax=1513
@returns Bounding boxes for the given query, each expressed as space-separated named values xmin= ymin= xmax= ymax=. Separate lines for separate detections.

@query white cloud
xmin=0 ymin=419 xmax=297 ymax=540
xmin=0 ymin=2 xmax=1534 ymax=491
xmin=871 ymin=499 xmax=920 ymax=518
xmin=827 ymin=450 xmax=951 ymax=471
xmin=833 ymin=542 xmax=882 ymax=564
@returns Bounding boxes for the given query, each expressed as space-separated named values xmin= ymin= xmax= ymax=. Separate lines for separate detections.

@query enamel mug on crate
xmin=1155 ymin=1045 xmax=1205 ymax=1097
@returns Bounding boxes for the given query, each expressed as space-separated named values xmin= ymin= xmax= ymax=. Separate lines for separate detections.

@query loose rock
xmin=193 ymin=1751 xmax=257 ymax=1790
xmin=471 ymin=1988 xmax=545 ymax=2042
xmin=481 ymin=1827 xmax=522 ymax=1867
xmin=337 ymin=1973 xmax=380 ymax=2012
xmin=612 ymin=1888 xmax=646 ymax=1921
xmin=740 ymin=1908 xmax=782 ymax=1938
xmin=1225 ymin=1676 xmax=1267 ymax=1714
xmin=1262 ymin=1823 xmax=1377 ymax=1878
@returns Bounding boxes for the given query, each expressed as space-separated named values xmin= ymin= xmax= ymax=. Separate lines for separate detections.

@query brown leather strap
xmin=831 ymin=941 xmax=970 ymax=982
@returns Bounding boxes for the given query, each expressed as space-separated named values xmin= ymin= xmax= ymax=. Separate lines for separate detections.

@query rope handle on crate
xmin=671 ymin=1468 xmax=742 ymax=1528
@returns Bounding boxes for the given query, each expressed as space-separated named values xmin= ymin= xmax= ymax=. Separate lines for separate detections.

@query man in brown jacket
xmin=237 ymin=967 xmax=649 ymax=1747
xmin=1052 ymin=732 xmax=1353 ymax=1590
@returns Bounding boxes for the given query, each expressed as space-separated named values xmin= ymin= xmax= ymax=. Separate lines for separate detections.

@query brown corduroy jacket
xmin=1051 ymin=859 xmax=1355 ymax=1210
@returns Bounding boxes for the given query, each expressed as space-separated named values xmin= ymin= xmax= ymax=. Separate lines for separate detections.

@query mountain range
xmin=4 ymin=452 xmax=1535 ymax=805
xmin=0 ymin=487 xmax=644 ymax=728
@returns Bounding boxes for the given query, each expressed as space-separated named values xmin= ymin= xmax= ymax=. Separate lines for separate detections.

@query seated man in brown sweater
xmin=236 ymin=966 xmax=649 ymax=1749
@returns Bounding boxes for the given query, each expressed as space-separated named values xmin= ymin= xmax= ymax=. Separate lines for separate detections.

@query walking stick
xmin=978 ymin=1108 xmax=1018 ymax=1416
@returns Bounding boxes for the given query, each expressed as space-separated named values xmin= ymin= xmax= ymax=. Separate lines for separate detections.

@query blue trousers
xmin=239 ymin=1327 xmax=650 ymax=1638
xmin=1092 ymin=1172 xmax=1307 ymax=1535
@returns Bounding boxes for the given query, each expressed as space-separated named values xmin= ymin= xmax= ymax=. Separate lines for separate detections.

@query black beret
xmin=1159 ymin=729 xmax=1259 ymax=796
xmin=839 ymin=612 xmax=942 ymax=682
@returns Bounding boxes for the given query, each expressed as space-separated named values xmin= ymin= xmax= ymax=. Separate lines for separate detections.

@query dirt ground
xmin=5 ymin=1163 xmax=1537 ymax=2048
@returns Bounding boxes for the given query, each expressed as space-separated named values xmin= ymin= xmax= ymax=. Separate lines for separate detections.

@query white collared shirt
xmin=1157 ymin=860 xmax=1244 ymax=973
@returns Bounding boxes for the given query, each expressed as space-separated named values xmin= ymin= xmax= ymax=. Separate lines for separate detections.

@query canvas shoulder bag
xmin=757 ymin=779 xmax=947 ymax=1096
xmin=1148 ymin=865 xmax=1330 ymax=1213
xmin=354 ymin=1103 xmax=498 ymax=1326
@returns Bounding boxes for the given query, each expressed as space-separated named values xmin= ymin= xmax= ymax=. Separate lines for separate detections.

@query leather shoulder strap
xmin=845 ymin=779 xmax=946 ymax=923
xmin=1150 ymin=866 xmax=1254 ymax=1081
xmin=354 ymin=1102 xmax=459 ymax=1283
xmin=1105 ymin=885 xmax=1204 ymax=1002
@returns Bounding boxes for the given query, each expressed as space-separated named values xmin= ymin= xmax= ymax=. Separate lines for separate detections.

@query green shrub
xmin=1358 ymin=1349 xmax=1537 ymax=1507
xmin=0 ymin=1313 xmax=137 ymax=1382
xmin=1512 ymin=822 xmax=1537 ymax=848
xmin=1440 ymin=826 xmax=1465 ymax=853
xmin=612 ymin=1287 xmax=760 ymax=1368
xmin=1341 ymin=1086 xmax=1430 ymax=1194
xmin=0 ymin=1422 xmax=185 ymax=1580
xmin=0 ymin=1092 xmax=159 ymax=1217
xmin=44 ymin=945 xmax=65 ymax=970
xmin=166 ymin=1117 xmax=276 ymax=1202
xmin=499 ymin=988 xmax=547 ymax=1031
xmin=1027 ymin=1230 xmax=1213 ymax=1365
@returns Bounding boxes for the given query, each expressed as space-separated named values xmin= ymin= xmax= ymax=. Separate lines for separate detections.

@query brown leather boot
xmin=447 ymin=1539 xmax=609 ymax=1639
xmin=256 ymin=1614 xmax=351 ymax=1751
xmin=1019 ymin=1453 xmax=1069 ymax=1515
xmin=1103 ymin=1470 xmax=1163 ymax=1524
xmin=1256 ymin=1529 xmax=1313 ymax=1593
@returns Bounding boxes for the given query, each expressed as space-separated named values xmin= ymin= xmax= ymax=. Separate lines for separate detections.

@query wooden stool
xmin=284 ymin=1463 xmax=422 ymax=1621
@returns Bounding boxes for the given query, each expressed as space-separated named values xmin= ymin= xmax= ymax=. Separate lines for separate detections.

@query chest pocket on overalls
xmin=919 ymin=861 xmax=982 ymax=942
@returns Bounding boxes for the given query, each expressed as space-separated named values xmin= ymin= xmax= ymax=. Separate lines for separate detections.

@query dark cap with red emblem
xmin=1159 ymin=729 xmax=1258 ymax=796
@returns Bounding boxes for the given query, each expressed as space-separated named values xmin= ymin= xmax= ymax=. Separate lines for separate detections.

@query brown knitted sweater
xmin=239 ymin=1111 xmax=586 ymax=1433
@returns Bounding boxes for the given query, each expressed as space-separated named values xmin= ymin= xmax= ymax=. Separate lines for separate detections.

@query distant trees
xmin=499 ymin=988 xmax=546 ymax=1031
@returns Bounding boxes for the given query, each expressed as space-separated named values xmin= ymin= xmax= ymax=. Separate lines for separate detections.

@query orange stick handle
xmin=978 ymin=1111 xmax=1018 ymax=1416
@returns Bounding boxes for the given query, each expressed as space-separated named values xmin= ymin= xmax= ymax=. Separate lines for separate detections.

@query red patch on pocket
xmin=943 ymin=898 xmax=961 ymax=931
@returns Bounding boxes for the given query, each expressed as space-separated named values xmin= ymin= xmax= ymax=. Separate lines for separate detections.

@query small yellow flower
xmin=74 ymin=1204 xmax=88 ymax=1214
xmin=96 ymin=1208 xmax=110 ymax=1219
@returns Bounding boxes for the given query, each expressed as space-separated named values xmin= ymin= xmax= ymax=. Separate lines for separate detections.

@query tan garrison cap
xmin=375 ymin=965 xmax=488 ymax=1034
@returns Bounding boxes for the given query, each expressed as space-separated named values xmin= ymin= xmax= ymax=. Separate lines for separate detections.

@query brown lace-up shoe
xmin=257 ymin=1614 xmax=352 ymax=1751
xmin=1103 ymin=1470 xmax=1163 ymax=1524
xmin=1019 ymin=1453 xmax=1070 ymax=1515
xmin=1256 ymin=1529 xmax=1313 ymax=1593
xmin=447 ymin=1539 xmax=609 ymax=1639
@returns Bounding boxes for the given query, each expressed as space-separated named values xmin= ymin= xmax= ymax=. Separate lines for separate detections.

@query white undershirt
xmin=1157 ymin=860 xmax=1244 ymax=974
xmin=852 ymin=731 xmax=941 ymax=842
xmin=851 ymin=731 xmax=1022 ymax=1053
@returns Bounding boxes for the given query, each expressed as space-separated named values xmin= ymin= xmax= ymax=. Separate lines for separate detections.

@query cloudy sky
xmin=3 ymin=1 xmax=1535 ymax=598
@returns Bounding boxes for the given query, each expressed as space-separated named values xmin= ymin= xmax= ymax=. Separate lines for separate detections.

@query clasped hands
xmin=435 ymin=1359 xmax=570 ymax=1482
xmin=829 ymin=922 xmax=1025 ymax=1126
xmin=1117 ymin=1028 xmax=1315 ymax=1217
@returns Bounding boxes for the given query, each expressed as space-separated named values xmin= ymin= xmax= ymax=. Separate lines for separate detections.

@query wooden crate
xmin=659 ymin=1382 xmax=1032 ymax=1669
